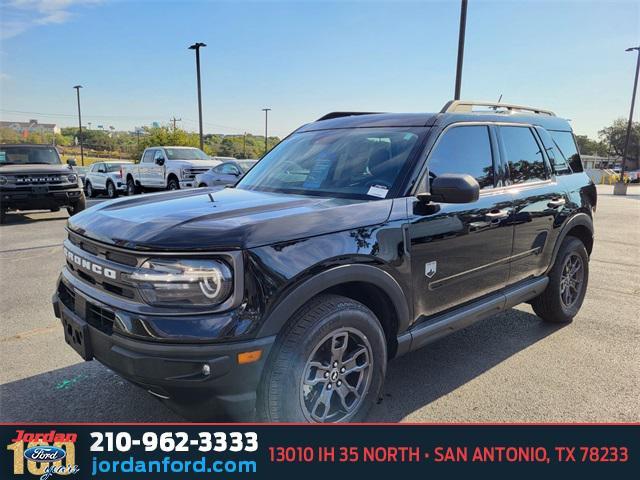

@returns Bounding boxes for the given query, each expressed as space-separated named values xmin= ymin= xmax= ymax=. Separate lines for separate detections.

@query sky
xmin=0 ymin=0 xmax=638 ymax=139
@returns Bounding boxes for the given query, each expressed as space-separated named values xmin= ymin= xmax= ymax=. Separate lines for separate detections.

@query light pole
xmin=262 ymin=108 xmax=271 ymax=156
xmin=73 ymin=85 xmax=84 ymax=166
xmin=454 ymin=0 xmax=468 ymax=100
xmin=614 ymin=46 xmax=640 ymax=196
xmin=189 ymin=42 xmax=206 ymax=150
xmin=243 ymin=131 xmax=247 ymax=158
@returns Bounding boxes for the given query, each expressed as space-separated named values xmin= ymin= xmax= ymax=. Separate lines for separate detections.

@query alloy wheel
xmin=300 ymin=327 xmax=373 ymax=423
xmin=560 ymin=253 xmax=584 ymax=308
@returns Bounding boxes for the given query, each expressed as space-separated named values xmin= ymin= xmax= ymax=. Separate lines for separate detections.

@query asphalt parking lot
xmin=0 ymin=185 xmax=638 ymax=422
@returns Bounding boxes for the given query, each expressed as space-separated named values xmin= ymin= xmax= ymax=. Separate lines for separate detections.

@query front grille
xmin=86 ymin=303 xmax=115 ymax=335
xmin=57 ymin=282 xmax=115 ymax=335
xmin=68 ymin=232 xmax=138 ymax=266
xmin=65 ymin=232 xmax=139 ymax=302
xmin=59 ymin=282 xmax=76 ymax=311
xmin=15 ymin=174 xmax=64 ymax=185
xmin=183 ymin=168 xmax=209 ymax=179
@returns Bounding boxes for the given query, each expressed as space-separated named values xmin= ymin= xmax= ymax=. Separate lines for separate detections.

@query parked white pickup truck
xmin=122 ymin=146 xmax=223 ymax=195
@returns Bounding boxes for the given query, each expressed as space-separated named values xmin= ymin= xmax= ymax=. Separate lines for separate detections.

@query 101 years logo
xmin=6 ymin=430 xmax=80 ymax=480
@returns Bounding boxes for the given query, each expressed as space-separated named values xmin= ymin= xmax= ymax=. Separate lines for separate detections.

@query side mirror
xmin=67 ymin=158 xmax=77 ymax=167
xmin=422 ymin=173 xmax=480 ymax=204
xmin=155 ymin=158 xmax=165 ymax=166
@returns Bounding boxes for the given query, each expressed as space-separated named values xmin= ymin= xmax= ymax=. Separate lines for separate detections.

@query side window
xmin=499 ymin=126 xmax=548 ymax=184
xmin=427 ymin=125 xmax=495 ymax=190
xmin=90 ymin=164 xmax=98 ymax=172
xmin=153 ymin=150 xmax=165 ymax=162
xmin=535 ymin=127 xmax=570 ymax=174
xmin=96 ymin=163 xmax=105 ymax=173
xmin=212 ymin=165 xmax=224 ymax=174
xmin=142 ymin=150 xmax=154 ymax=163
xmin=221 ymin=163 xmax=239 ymax=175
xmin=550 ymin=130 xmax=583 ymax=173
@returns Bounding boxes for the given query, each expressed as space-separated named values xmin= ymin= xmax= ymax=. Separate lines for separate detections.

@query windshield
xmin=164 ymin=148 xmax=209 ymax=160
xmin=0 ymin=146 xmax=61 ymax=165
xmin=236 ymin=127 xmax=424 ymax=199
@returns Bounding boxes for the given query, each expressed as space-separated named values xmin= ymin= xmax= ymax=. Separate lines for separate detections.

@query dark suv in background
xmin=0 ymin=144 xmax=86 ymax=223
xmin=52 ymin=100 xmax=596 ymax=422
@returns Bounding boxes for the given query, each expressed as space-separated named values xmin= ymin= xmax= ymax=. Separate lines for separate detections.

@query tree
xmin=598 ymin=118 xmax=640 ymax=167
xmin=575 ymin=135 xmax=608 ymax=156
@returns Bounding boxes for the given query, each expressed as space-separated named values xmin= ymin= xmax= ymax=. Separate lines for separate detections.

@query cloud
xmin=1 ymin=0 xmax=101 ymax=39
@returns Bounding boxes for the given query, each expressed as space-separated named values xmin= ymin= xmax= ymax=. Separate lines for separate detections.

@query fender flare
xmin=546 ymin=212 xmax=594 ymax=273
xmin=256 ymin=264 xmax=411 ymax=338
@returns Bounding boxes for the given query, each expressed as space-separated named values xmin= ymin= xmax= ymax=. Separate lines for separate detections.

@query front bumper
xmin=52 ymin=282 xmax=275 ymax=419
xmin=179 ymin=180 xmax=197 ymax=189
xmin=1 ymin=186 xmax=84 ymax=210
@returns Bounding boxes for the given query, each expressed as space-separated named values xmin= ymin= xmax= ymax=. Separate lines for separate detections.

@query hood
xmin=0 ymin=163 xmax=74 ymax=175
xmin=171 ymin=160 xmax=221 ymax=169
xmin=68 ymin=188 xmax=393 ymax=251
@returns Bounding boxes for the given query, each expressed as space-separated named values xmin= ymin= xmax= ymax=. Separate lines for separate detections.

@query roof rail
xmin=316 ymin=111 xmax=382 ymax=121
xmin=441 ymin=100 xmax=555 ymax=117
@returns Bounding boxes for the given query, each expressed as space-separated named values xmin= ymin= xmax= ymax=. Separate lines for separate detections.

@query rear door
xmin=496 ymin=125 xmax=567 ymax=284
xmin=407 ymin=123 xmax=515 ymax=319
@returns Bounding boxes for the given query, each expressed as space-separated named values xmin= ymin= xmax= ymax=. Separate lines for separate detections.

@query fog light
xmin=237 ymin=350 xmax=262 ymax=364
xmin=202 ymin=364 xmax=211 ymax=376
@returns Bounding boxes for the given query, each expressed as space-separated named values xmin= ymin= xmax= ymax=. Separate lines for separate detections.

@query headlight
xmin=127 ymin=258 xmax=233 ymax=307
xmin=67 ymin=174 xmax=77 ymax=183
xmin=0 ymin=175 xmax=7 ymax=186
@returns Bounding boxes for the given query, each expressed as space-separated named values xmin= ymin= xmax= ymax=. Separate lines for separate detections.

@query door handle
xmin=547 ymin=197 xmax=566 ymax=208
xmin=485 ymin=209 xmax=510 ymax=221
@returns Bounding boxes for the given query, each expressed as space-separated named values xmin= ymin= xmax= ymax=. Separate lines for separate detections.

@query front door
xmin=140 ymin=149 xmax=155 ymax=185
xmin=150 ymin=149 xmax=166 ymax=187
xmin=407 ymin=124 xmax=514 ymax=319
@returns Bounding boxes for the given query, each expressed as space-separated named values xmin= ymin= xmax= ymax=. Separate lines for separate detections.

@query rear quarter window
xmin=549 ymin=130 xmax=584 ymax=173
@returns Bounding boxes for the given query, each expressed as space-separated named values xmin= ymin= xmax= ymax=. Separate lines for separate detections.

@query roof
xmin=151 ymin=146 xmax=201 ymax=149
xmin=0 ymin=143 xmax=58 ymax=148
xmin=299 ymin=100 xmax=572 ymax=133
xmin=0 ymin=121 xmax=58 ymax=128
xmin=298 ymin=113 xmax=437 ymax=132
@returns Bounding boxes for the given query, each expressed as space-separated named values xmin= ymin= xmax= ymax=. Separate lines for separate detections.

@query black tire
xmin=85 ymin=181 xmax=94 ymax=198
xmin=257 ymin=294 xmax=387 ymax=423
xmin=531 ymin=236 xmax=589 ymax=323
xmin=126 ymin=177 xmax=139 ymax=196
xmin=167 ymin=177 xmax=180 ymax=190
xmin=66 ymin=195 xmax=86 ymax=216
xmin=106 ymin=181 xmax=117 ymax=199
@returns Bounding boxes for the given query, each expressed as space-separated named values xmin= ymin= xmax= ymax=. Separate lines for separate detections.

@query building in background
xmin=0 ymin=119 xmax=61 ymax=135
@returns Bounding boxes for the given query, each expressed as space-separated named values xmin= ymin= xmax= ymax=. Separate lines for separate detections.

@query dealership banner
xmin=2 ymin=424 xmax=637 ymax=479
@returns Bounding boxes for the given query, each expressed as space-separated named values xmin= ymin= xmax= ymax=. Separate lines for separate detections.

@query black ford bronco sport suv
xmin=53 ymin=101 xmax=596 ymax=422
xmin=1 ymin=144 xmax=86 ymax=223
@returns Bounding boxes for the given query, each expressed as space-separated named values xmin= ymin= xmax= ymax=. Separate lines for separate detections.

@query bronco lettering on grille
xmin=63 ymin=247 xmax=117 ymax=280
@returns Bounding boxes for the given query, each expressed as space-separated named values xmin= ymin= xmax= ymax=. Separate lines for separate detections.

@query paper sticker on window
xmin=367 ymin=185 xmax=388 ymax=198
